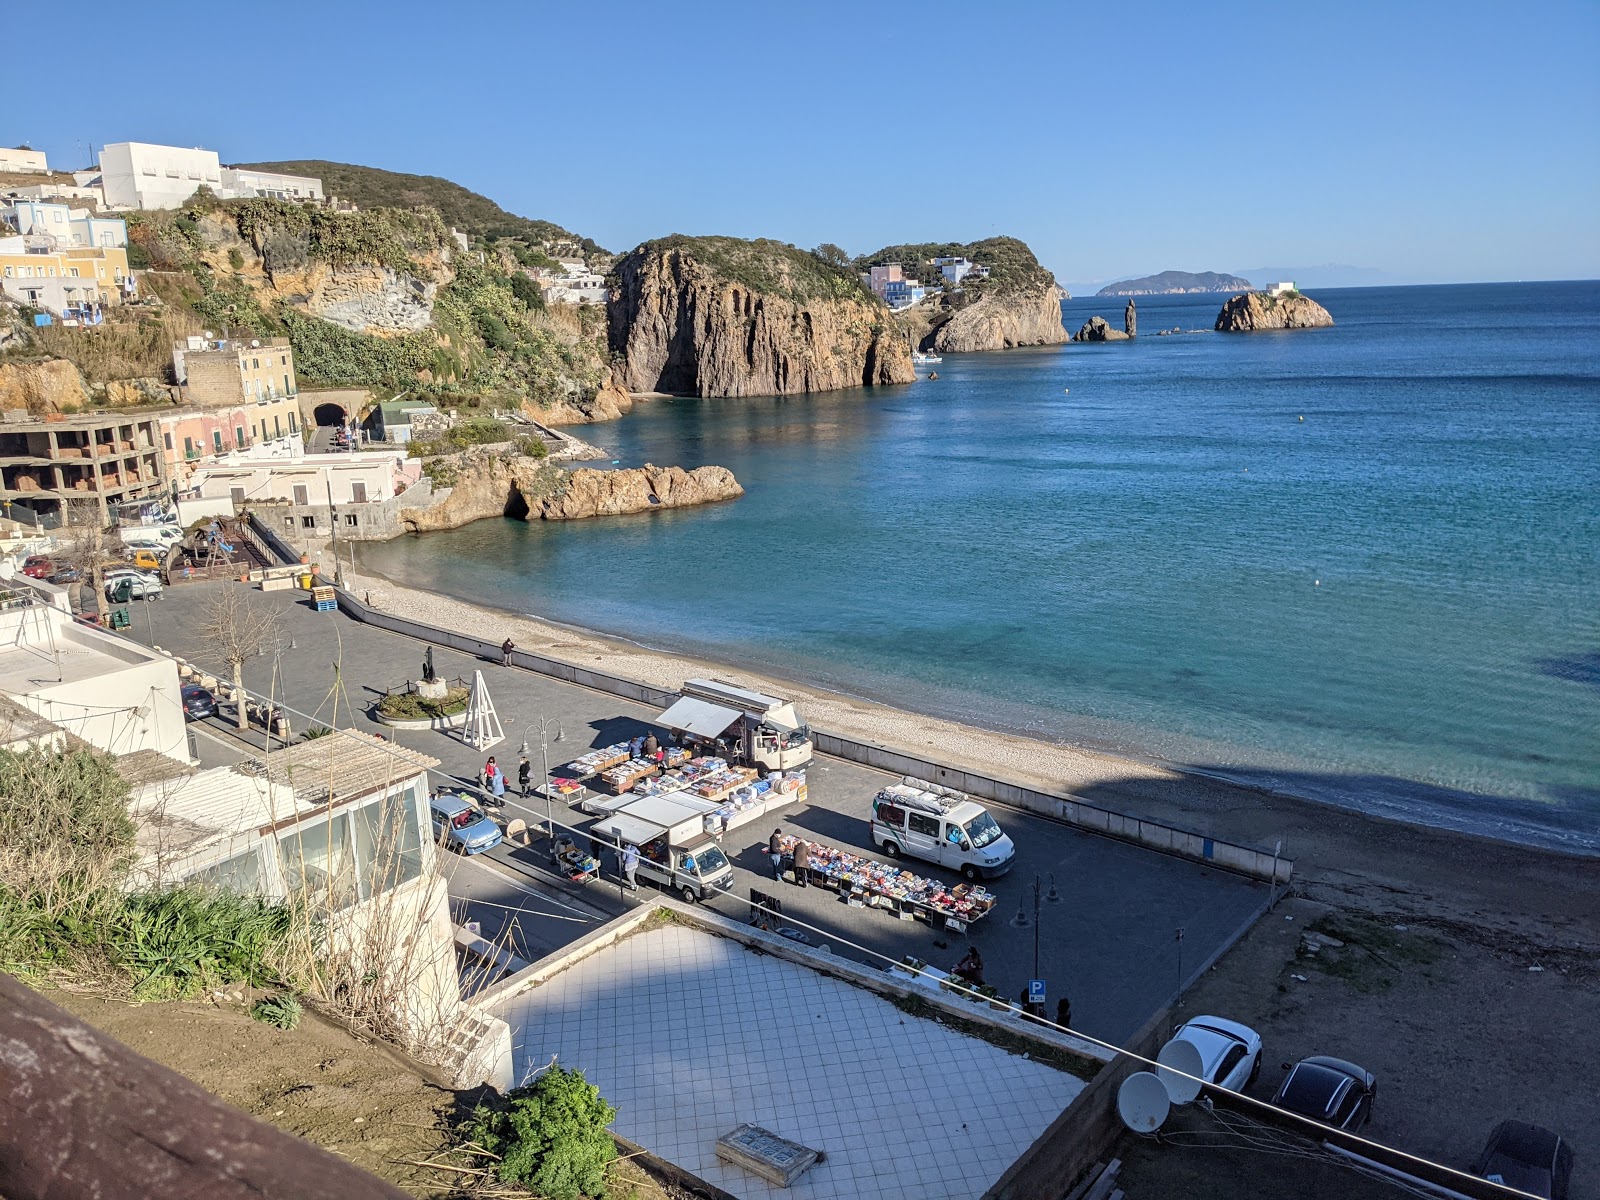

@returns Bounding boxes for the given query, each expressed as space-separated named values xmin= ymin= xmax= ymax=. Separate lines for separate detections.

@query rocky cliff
xmin=400 ymin=453 xmax=742 ymax=533
xmin=608 ymin=237 xmax=914 ymax=398
xmin=1072 ymin=316 xmax=1130 ymax=342
xmin=1215 ymin=291 xmax=1334 ymax=332
xmin=858 ymin=236 xmax=1068 ymax=353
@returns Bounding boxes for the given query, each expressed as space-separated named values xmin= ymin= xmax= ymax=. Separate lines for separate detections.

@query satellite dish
xmin=1157 ymin=1037 xmax=1206 ymax=1104
xmin=1117 ymin=1071 xmax=1170 ymax=1133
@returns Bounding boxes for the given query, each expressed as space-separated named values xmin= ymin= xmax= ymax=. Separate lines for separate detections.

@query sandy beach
xmin=346 ymin=564 xmax=1600 ymax=950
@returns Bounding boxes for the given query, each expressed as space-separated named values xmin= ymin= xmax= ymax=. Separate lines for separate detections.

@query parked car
xmin=47 ymin=565 xmax=81 ymax=585
xmin=1170 ymin=1016 xmax=1263 ymax=1092
xmin=21 ymin=555 xmax=52 ymax=579
xmin=126 ymin=548 xmax=166 ymax=573
xmin=1272 ymin=1056 xmax=1377 ymax=1132
xmin=180 ymin=684 xmax=216 ymax=721
xmin=429 ymin=792 xmax=503 ymax=855
xmin=104 ymin=572 xmax=162 ymax=600
xmin=1472 ymin=1121 xmax=1573 ymax=1200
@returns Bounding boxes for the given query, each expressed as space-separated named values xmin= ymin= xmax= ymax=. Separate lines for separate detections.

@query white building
xmin=542 ymin=261 xmax=608 ymax=305
xmin=189 ymin=442 xmax=420 ymax=508
xmin=99 ymin=142 xmax=223 ymax=210
xmin=0 ymin=182 xmax=106 ymax=206
xmin=128 ymin=733 xmax=461 ymax=1045
xmin=0 ymin=581 xmax=191 ymax=766
xmin=2 ymin=200 xmax=127 ymax=248
xmin=0 ymin=147 xmax=48 ymax=174
xmin=219 ymin=167 xmax=324 ymax=203
xmin=1267 ymin=281 xmax=1297 ymax=296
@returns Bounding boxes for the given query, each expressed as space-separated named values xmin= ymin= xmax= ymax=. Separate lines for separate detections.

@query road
xmin=144 ymin=580 xmax=1267 ymax=1044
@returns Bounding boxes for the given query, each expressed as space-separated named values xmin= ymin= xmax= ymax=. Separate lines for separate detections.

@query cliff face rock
xmin=540 ymin=374 xmax=636 ymax=425
xmin=0 ymin=360 xmax=89 ymax=414
xmin=1215 ymin=291 xmax=1334 ymax=332
xmin=400 ymin=453 xmax=742 ymax=533
xmin=609 ymin=237 xmax=914 ymax=398
xmin=1072 ymin=316 xmax=1130 ymax=342
xmin=929 ymin=285 xmax=1069 ymax=352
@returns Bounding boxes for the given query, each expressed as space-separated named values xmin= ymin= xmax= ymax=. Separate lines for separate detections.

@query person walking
xmin=518 ymin=756 xmax=532 ymax=797
xmin=621 ymin=842 xmax=639 ymax=891
xmin=1055 ymin=996 xmax=1072 ymax=1030
xmin=482 ymin=756 xmax=500 ymax=793
xmin=768 ymin=828 xmax=784 ymax=879
xmin=791 ymin=838 xmax=810 ymax=888
xmin=501 ymin=637 xmax=515 ymax=667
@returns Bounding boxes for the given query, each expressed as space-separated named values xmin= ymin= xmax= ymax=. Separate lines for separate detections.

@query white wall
xmin=100 ymin=143 xmax=223 ymax=210
xmin=0 ymin=148 xmax=48 ymax=173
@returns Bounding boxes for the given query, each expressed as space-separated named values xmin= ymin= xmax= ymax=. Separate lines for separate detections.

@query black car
xmin=1271 ymin=1056 xmax=1376 ymax=1132
xmin=1473 ymin=1120 xmax=1574 ymax=1200
xmin=180 ymin=684 xmax=216 ymax=721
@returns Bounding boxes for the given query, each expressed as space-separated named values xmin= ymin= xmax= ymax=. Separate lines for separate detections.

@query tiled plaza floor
xmin=489 ymin=925 xmax=1084 ymax=1200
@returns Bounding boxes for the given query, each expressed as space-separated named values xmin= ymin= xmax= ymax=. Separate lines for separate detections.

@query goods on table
xmin=599 ymin=757 xmax=661 ymax=794
xmin=663 ymin=746 xmax=691 ymax=768
xmin=632 ymin=771 xmax=690 ymax=799
xmin=566 ymin=743 xmax=631 ymax=777
xmin=775 ymin=835 xmax=996 ymax=928
xmin=547 ymin=778 xmax=587 ymax=799
xmin=552 ymin=834 xmax=599 ymax=882
xmin=690 ymin=766 xmax=759 ymax=802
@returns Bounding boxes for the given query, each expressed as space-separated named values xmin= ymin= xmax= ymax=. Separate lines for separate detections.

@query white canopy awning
xmin=656 ymin=696 xmax=742 ymax=739
xmin=601 ymin=813 xmax=668 ymax=848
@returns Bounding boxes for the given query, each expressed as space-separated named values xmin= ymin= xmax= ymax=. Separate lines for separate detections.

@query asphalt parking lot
xmin=138 ymin=580 xmax=1268 ymax=1044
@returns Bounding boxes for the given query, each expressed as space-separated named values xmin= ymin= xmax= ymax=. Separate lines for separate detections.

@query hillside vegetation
xmin=638 ymin=235 xmax=873 ymax=305
xmin=235 ymin=160 xmax=606 ymax=260
xmin=855 ymin=236 xmax=1055 ymax=296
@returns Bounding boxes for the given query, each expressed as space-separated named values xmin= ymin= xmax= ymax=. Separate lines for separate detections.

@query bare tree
xmin=58 ymin=499 xmax=113 ymax=617
xmin=200 ymin=588 xmax=283 ymax=730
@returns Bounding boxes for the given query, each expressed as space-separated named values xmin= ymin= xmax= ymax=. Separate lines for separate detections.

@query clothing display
xmin=775 ymin=835 xmax=996 ymax=927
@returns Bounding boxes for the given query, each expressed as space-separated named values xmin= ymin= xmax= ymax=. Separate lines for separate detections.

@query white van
xmin=870 ymin=784 xmax=1015 ymax=880
xmin=122 ymin=526 xmax=183 ymax=550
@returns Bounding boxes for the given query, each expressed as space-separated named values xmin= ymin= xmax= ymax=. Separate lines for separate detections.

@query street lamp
xmin=519 ymin=716 xmax=564 ymax=838
xmin=1010 ymin=873 xmax=1063 ymax=1003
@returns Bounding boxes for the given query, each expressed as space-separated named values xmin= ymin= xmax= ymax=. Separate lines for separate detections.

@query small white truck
xmin=594 ymin=794 xmax=736 ymax=903
xmin=656 ymin=679 xmax=814 ymax=774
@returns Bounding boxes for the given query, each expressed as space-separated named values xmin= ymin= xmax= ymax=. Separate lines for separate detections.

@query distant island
xmin=1097 ymin=270 xmax=1253 ymax=296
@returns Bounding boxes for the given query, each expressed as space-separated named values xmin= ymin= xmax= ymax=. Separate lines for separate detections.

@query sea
xmin=358 ymin=282 xmax=1600 ymax=854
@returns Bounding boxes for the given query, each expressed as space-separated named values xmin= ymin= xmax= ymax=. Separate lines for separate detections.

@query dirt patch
xmin=46 ymin=986 xmax=689 ymax=1200
xmin=1116 ymin=895 xmax=1600 ymax=1200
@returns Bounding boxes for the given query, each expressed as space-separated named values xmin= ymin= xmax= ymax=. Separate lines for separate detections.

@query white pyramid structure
xmin=460 ymin=669 xmax=504 ymax=751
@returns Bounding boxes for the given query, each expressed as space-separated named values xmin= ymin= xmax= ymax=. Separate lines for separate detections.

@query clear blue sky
xmin=13 ymin=0 xmax=1599 ymax=286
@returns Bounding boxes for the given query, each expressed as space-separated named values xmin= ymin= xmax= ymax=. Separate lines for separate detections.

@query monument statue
xmin=422 ymin=646 xmax=436 ymax=683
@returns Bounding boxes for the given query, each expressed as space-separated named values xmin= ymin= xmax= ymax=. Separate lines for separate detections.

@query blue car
xmin=429 ymin=792 xmax=503 ymax=855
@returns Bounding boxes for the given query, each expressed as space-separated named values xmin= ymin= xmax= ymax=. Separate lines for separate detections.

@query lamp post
xmin=1009 ymin=873 xmax=1062 ymax=1003
xmin=519 ymin=716 xmax=564 ymax=838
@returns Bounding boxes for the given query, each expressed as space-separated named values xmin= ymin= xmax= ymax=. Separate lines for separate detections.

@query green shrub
xmin=509 ymin=272 xmax=545 ymax=311
xmin=228 ymin=248 xmax=245 ymax=271
xmin=376 ymin=686 xmax=468 ymax=720
xmin=463 ymin=1066 xmax=617 ymax=1199
xmin=251 ymin=992 xmax=303 ymax=1030
xmin=514 ymin=435 xmax=549 ymax=460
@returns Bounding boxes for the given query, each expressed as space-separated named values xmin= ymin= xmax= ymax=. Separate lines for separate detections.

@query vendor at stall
xmin=952 ymin=947 xmax=985 ymax=987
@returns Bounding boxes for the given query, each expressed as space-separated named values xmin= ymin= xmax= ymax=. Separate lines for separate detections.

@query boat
xmin=912 ymin=351 xmax=943 ymax=365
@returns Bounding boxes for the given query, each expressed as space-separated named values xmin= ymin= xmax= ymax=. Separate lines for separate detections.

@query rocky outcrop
xmin=540 ymin=375 xmax=637 ymax=425
xmin=1125 ymin=299 xmax=1137 ymax=338
xmin=1215 ymin=291 xmax=1334 ymax=332
xmin=609 ymin=237 xmax=914 ymax=398
xmin=1072 ymin=316 xmax=1130 ymax=342
xmin=0 ymin=360 xmax=89 ymax=413
xmin=928 ymin=285 xmax=1069 ymax=352
xmin=400 ymin=453 xmax=742 ymax=533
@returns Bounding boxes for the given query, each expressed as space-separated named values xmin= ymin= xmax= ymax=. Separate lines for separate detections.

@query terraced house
xmin=171 ymin=334 xmax=302 ymax=447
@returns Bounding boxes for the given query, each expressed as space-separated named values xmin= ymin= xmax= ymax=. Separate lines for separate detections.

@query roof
xmin=130 ymin=764 xmax=299 ymax=864
xmin=683 ymin=678 xmax=786 ymax=712
xmin=656 ymin=695 xmax=741 ymax=739
xmin=0 ymin=694 xmax=60 ymax=744
xmin=597 ymin=812 xmax=667 ymax=848
xmin=253 ymin=730 xmax=437 ymax=810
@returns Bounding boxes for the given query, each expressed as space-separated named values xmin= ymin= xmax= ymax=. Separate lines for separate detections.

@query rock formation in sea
xmin=1125 ymin=299 xmax=1137 ymax=338
xmin=1214 ymin=291 xmax=1335 ymax=332
xmin=400 ymin=452 xmax=742 ymax=533
xmin=1072 ymin=316 xmax=1130 ymax=342
xmin=607 ymin=236 xmax=914 ymax=398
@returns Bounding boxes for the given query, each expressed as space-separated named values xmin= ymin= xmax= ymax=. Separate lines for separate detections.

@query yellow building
xmin=173 ymin=335 xmax=300 ymax=420
xmin=0 ymin=235 xmax=129 ymax=314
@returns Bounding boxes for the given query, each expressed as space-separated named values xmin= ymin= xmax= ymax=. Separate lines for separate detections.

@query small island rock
xmin=1072 ymin=316 xmax=1130 ymax=342
xmin=1215 ymin=291 xmax=1334 ymax=332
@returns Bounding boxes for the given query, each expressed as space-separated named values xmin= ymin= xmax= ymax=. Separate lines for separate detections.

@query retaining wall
xmin=326 ymin=587 xmax=1292 ymax=886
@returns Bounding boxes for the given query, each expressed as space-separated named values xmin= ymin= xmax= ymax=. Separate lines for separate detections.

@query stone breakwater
xmin=400 ymin=454 xmax=742 ymax=534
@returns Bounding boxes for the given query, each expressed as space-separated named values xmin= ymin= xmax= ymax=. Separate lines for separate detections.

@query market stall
xmin=551 ymin=834 xmax=600 ymax=883
xmin=564 ymin=742 xmax=632 ymax=780
xmin=775 ymin=835 xmax=996 ymax=932
xmin=597 ymin=757 xmax=661 ymax=795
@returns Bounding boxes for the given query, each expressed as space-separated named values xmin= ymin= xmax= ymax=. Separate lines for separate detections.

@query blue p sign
xmin=1028 ymin=979 xmax=1046 ymax=1005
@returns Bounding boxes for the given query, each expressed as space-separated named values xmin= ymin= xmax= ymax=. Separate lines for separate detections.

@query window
xmin=1215 ymin=1043 xmax=1248 ymax=1083
xmin=350 ymin=791 xmax=424 ymax=896
xmin=100 ymin=232 xmax=113 ymax=247
xmin=230 ymin=486 xmax=245 ymax=505
xmin=287 ymin=411 xmax=298 ymax=433
xmin=283 ymin=516 xmax=295 ymax=529
xmin=280 ymin=354 xmax=287 ymax=366
xmin=182 ymin=436 xmax=194 ymax=456
xmin=908 ymin=813 xmax=941 ymax=838
xmin=162 ymin=432 xmax=173 ymax=450
xmin=252 ymin=423 xmax=259 ymax=440
xmin=277 ymin=817 xmax=357 ymax=911
xmin=235 ymin=425 xmax=246 ymax=446
xmin=292 ymin=483 xmax=309 ymax=506
xmin=251 ymin=358 xmax=259 ymax=369
xmin=876 ymin=803 xmax=906 ymax=828
xmin=350 ymin=481 xmax=367 ymax=503
xmin=273 ymin=415 xmax=282 ymax=438
xmin=344 ymin=513 xmax=358 ymax=527
xmin=67 ymin=267 xmax=79 ymax=277
xmin=300 ymin=515 xmax=316 ymax=529
xmin=212 ymin=430 xmax=224 ymax=452
xmin=283 ymin=373 xmax=291 ymax=394
xmin=189 ymin=848 xmax=265 ymax=896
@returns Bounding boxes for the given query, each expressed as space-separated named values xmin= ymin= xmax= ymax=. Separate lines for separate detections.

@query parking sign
xmin=1028 ymin=979 xmax=1046 ymax=1005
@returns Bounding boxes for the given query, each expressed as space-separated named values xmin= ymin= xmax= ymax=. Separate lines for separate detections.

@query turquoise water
xmin=359 ymin=283 xmax=1600 ymax=852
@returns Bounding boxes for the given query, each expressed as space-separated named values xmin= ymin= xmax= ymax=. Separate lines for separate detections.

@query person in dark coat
xmin=791 ymin=838 xmax=809 ymax=888
xmin=1055 ymin=996 xmax=1072 ymax=1030
xmin=518 ymin=756 xmax=532 ymax=797
xmin=643 ymin=732 xmax=659 ymax=759
xmin=768 ymin=828 xmax=784 ymax=879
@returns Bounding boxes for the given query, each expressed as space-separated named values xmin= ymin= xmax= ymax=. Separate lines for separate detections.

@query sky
xmin=11 ymin=0 xmax=1599 ymax=288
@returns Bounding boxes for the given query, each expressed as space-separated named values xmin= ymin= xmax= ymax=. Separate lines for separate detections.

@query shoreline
xmin=344 ymin=562 xmax=1600 ymax=956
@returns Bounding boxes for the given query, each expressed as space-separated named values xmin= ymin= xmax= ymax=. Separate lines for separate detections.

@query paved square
xmin=488 ymin=925 xmax=1083 ymax=1200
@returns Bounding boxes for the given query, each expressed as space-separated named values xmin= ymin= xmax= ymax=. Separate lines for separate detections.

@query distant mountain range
xmin=1097 ymin=270 xmax=1252 ymax=296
